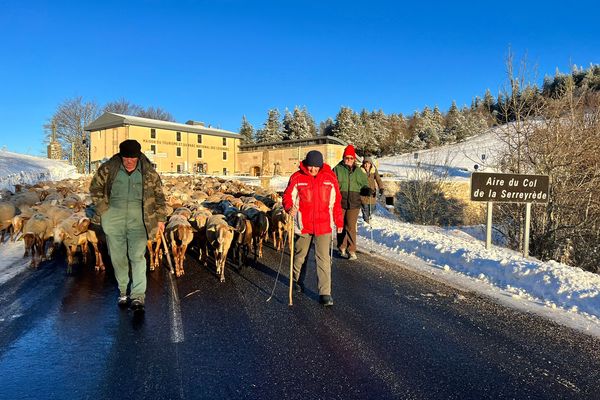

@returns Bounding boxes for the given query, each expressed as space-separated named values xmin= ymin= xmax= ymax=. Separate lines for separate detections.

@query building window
xmin=197 ymin=149 xmax=203 ymax=158
xmin=197 ymin=134 xmax=202 ymax=144
xmin=152 ymin=163 xmax=157 ymax=170
xmin=222 ymin=151 xmax=227 ymax=160
xmin=176 ymin=132 xmax=181 ymax=141
xmin=151 ymin=128 xmax=156 ymax=139
xmin=222 ymin=138 xmax=227 ymax=146
xmin=177 ymin=164 xmax=182 ymax=173
xmin=176 ymin=147 xmax=182 ymax=157
xmin=223 ymin=168 xmax=227 ymax=175
xmin=150 ymin=144 xmax=156 ymax=154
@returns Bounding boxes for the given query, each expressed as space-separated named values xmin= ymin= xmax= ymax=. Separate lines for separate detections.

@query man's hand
xmin=289 ymin=206 xmax=298 ymax=217
xmin=336 ymin=227 xmax=343 ymax=234
xmin=157 ymin=221 xmax=165 ymax=234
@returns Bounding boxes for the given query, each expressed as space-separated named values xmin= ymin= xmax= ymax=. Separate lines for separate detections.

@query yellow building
xmin=236 ymin=136 xmax=347 ymax=176
xmin=85 ymin=112 xmax=240 ymax=174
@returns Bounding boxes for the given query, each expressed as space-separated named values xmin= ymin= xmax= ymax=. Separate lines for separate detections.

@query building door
xmin=251 ymin=166 xmax=261 ymax=176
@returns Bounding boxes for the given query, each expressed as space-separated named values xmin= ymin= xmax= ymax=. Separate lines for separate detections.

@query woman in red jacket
xmin=283 ymin=150 xmax=344 ymax=306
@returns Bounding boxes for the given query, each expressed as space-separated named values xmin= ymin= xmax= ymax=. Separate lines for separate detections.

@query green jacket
xmin=89 ymin=154 xmax=167 ymax=238
xmin=333 ymin=161 xmax=369 ymax=210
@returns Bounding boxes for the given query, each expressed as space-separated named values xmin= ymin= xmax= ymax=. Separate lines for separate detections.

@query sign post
xmin=470 ymin=172 xmax=550 ymax=256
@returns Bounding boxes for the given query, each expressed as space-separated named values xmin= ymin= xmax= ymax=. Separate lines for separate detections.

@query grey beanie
xmin=363 ymin=156 xmax=373 ymax=164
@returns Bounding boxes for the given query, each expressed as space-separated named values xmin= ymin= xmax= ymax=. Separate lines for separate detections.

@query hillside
xmin=0 ymin=150 xmax=79 ymax=192
xmin=377 ymin=126 xmax=507 ymax=181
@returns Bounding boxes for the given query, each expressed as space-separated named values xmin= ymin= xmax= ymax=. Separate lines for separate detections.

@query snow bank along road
xmin=0 ymin=243 xmax=599 ymax=400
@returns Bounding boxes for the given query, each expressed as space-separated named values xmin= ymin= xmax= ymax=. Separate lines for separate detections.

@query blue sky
xmin=1 ymin=0 xmax=598 ymax=155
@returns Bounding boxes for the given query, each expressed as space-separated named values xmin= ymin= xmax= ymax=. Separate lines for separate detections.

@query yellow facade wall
xmin=90 ymin=125 xmax=239 ymax=174
xmin=236 ymin=144 xmax=346 ymax=176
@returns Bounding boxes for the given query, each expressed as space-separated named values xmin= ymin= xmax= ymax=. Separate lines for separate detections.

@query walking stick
xmin=288 ymin=214 xmax=294 ymax=307
xmin=160 ymin=230 xmax=175 ymax=275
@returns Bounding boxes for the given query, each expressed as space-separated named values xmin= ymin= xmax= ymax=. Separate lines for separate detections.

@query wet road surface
xmin=1 ymin=244 xmax=600 ymax=399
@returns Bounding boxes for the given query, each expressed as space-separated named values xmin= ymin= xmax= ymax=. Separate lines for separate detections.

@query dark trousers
xmin=337 ymin=208 xmax=359 ymax=253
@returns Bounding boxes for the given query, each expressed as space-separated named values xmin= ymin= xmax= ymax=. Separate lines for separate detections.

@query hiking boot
xmin=293 ymin=281 xmax=304 ymax=293
xmin=338 ymin=248 xmax=348 ymax=258
xmin=130 ymin=298 xmax=145 ymax=313
xmin=117 ymin=295 xmax=129 ymax=308
xmin=348 ymin=252 xmax=357 ymax=260
xmin=319 ymin=295 xmax=334 ymax=307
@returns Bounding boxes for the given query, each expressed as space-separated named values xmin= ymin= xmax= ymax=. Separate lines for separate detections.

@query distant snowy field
xmin=0 ymin=150 xmax=78 ymax=193
xmin=378 ymin=127 xmax=506 ymax=181
xmin=1 ymin=139 xmax=600 ymax=337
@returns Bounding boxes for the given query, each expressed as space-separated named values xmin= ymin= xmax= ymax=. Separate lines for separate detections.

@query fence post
xmin=486 ymin=201 xmax=493 ymax=249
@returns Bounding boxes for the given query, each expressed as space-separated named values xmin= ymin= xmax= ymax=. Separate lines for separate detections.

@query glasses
xmin=344 ymin=156 xmax=355 ymax=160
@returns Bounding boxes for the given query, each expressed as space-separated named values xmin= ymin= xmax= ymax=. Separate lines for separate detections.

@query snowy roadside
xmin=356 ymin=204 xmax=600 ymax=337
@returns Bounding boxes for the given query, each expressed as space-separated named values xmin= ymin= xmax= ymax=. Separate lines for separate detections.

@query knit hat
xmin=343 ymin=144 xmax=356 ymax=158
xmin=304 ymin=150 xmax=324 ymax=167
xmin=119 ymin=139 xmax=142 ymax=158
xmin=363 ymin=156 xmax=373 ymax=164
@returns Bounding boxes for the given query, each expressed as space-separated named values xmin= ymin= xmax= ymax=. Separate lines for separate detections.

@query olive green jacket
xmin=333 ymin=161 xmax=369 ymax=210
xmin=89 ymin=154 xmax=167 ymax=237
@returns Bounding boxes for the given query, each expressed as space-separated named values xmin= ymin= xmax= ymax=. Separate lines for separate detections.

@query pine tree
xmin=239 ymin=115 xmax=255 ymax=144
xmin=286 ymin=106 xmax=314 ymax=140
xmin=416 ymin=106 xmax=441 ymax=148
xmin=256 ymin=109 xmax=284 ymax=143
xmin=333 ymin=106 xmax=359 ymax=144
xmin=282 ymin=108 xmax=293 ymax=140
xmin=443 ymin=101 xmax=465 ymax=143
xmin=319 ymin=117 xmax=335 ymax=136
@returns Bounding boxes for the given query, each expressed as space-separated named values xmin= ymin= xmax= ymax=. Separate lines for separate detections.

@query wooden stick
xmin=288 ymin=215 xmax=294 ymax=306
xmin=160 ymin=230 xmax=175 ymax=275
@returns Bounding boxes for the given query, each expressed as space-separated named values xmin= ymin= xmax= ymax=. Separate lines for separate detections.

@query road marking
xmin=166 ymin=270 xmax=185 ymax=343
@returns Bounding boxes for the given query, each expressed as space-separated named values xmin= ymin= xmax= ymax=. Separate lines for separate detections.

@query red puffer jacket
xmin=283 ymin=162 xmax=344 ymax=236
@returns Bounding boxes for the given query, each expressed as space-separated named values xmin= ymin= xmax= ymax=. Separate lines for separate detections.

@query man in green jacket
xmin=333 ymin=144 xmax=369 ymax=260
xmin=89 ymin=140 xmax=167 ymax=312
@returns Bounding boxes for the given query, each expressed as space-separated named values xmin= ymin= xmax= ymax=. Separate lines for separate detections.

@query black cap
xmin=119 ymin=139 xmax=142 ymax=158
xmin=304 ymin=150 xmax=324 ymax=167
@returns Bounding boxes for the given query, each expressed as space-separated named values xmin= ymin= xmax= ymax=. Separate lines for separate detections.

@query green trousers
xmin=101 ymin=168 xmax=148 ymax=301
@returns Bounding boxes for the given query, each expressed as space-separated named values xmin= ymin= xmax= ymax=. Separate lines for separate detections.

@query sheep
xmin=21 ymin=213 xmax=53 ymax=268
xmin=0 ymin=201 xmax=17 ymax=243
xmin=269 ymin=204 xmax=291 ymax=251
xmin=205 ymin=214 xmax=234 ymax=282
xmin=165 ymin=214 xmax=194 ymax=277
xmin=243 ymin=206 xmax=270 ymax=260
xmin=53 ymin=213 xmax=91 ymax=273
xmin=227 ymin=211 xmax=253 ymax=269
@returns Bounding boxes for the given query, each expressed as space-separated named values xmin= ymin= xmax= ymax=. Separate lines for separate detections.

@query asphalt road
xmin=1 ymin=243 xmax=599 ymax=400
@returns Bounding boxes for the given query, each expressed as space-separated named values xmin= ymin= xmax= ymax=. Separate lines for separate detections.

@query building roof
xmin=239 ymin=136 xmax=347 ymax=151
xmin=84 ymin=112 xmax=240 ymax=139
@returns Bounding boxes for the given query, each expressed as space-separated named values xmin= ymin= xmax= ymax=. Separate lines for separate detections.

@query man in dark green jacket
xmin=89 ymin=140 xmax=167 ymax=312
xmin=333 ymin=145 xmax=369 ymax=260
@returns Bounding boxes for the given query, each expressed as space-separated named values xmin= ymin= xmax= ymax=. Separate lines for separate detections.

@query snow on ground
xmin=0 ymin=150 xmax=78 ymax=193
xmin=1 ymin=144 xmax=600 ymax=337
xmin=377 ymin=126 xmax=506 ymax=181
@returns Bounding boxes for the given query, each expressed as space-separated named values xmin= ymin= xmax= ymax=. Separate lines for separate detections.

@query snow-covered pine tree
xmin=442 ymin=101 xmax=465 ymax=143
xmin=416 ymin=106 xmax=441 ymax=148
xmin=256 ymin=109 xmax=284 ymax=143
xmin=239 ymin=115 xmax=255 ymax=144
xmin=289 ymin=106 xmax=313 ymax=140
xmin=333 ymin=106 xmax=359 ymax=145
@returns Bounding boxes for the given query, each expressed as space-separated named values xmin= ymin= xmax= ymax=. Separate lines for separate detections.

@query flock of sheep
xmin=0 ymin=175 xmax=291 ymax=282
